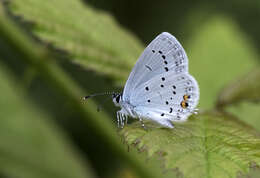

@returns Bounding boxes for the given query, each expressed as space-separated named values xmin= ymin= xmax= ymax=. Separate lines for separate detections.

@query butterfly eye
xmin=116 ymin=95 xmax=120 ymax=103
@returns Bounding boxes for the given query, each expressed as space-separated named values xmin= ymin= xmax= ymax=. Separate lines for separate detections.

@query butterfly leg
xmin=117 ymin=109 xmax=131 ymax=128
xmin=138 ymin=117 xmax=146 ymax=129
xmin=121 ymin=113 xmax=129 ymax=127
xmin=123 ymin=113 xmax=128 ymax=127
xmin=117 ymin=111 xmax=124 ymax=128
xmin=121 ymin=113 xmax=125 ymax=127
xmin=120 ymin=112 xmax=124 ymax=128
xmin=116 ymin=111 xmax=120 ymax=128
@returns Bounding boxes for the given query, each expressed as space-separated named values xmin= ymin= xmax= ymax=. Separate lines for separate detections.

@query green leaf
xmin=217 ymin=68 xmax=260 ymax=107
xmin=225 ymin=102 xmax=260 ymax=132
xmin=216 ymin=68 xmax=260 ymax=132
xmin=0 ymin=63 xmax=95 ymax=178
xmin=0 ymin=6 xmax=162 ymax=178
xmin=237 ymin=162 xmax=260 ymax=178
xmin=119 ymin=112 xmax=260 ymax=178
xmin=187 ymin=16 xmax=259 ymax=109
xmin=8 ymin=0 xmax=144 ymax=83
xmin=4 ymin=1 xmax=260 ymax=177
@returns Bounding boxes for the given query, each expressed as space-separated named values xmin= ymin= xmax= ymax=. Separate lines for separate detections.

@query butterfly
xmin=85 ymin=32 xmax=199 ymax=128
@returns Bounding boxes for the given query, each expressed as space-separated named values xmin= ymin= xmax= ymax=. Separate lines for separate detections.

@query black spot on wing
xmin=145 ymin=65 xmax=152 ymax=71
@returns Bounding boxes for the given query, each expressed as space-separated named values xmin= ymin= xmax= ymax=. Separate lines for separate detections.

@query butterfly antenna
xmin=82 ymin=91 xmax=121 ymax=112
xmin=82 ymin=91 xmax=116 ymax=100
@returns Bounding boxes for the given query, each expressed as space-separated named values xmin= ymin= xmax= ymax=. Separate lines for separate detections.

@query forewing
xmin=130 ymin=72 xmax=199 ymax=121
xmin=123 ymin=32 xmax=189 ymax=101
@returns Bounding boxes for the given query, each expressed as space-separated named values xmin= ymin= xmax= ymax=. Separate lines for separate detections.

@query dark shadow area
xmin=84 ymin=0 xmax=260 ymax=57
xmin=84 ymin=0 xmax=200 ymax=43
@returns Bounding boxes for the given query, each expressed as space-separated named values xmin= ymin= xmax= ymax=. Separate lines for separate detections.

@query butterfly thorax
xmin=112 ymin=93 xmax=136 ymax=118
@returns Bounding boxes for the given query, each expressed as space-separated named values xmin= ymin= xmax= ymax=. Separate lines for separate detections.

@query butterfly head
xmin=112 ymin=93 xmax=122 ymax=107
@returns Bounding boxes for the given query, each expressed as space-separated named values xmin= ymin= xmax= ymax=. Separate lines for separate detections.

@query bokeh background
xmin=0 ymin=0 xmax=260 ymax=177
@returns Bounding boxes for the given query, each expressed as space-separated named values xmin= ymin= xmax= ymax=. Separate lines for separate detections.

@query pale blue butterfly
xmin=84 ymin=32 xmax=199 ymax=128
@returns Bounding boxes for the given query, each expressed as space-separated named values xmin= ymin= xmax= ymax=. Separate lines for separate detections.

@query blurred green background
xmin=0 ymin=0 xmax=260 ymax=177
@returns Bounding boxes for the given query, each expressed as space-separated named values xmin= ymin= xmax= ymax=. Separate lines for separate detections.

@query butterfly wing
xmin=123 ymin=32 xmax=189 ymax=102
xmin=132 ymin=72 xmax=199 ymax=122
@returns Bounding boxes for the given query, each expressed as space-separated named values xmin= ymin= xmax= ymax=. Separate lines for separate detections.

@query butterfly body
xmin=112 ymin=32 xmax=199 ymax=128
